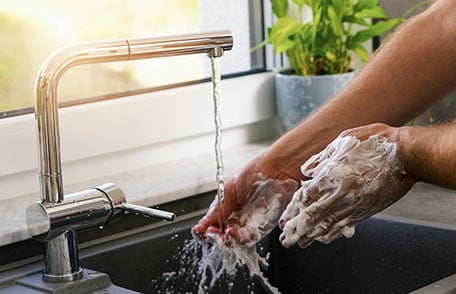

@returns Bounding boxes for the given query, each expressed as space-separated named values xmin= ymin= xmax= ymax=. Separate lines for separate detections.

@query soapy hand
xmin=279 ymin=123 xmax=416 ymax=248
xmin=193 ymin=159 xmax=299 ymax=246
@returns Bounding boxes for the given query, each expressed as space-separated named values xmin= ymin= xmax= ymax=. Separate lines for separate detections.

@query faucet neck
xmin=35 ymin=31 xmax=233 ymax=204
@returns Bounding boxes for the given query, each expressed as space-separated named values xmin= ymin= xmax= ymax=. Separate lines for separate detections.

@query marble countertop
xmin=1 ymin=140 xmax=456 ymax=248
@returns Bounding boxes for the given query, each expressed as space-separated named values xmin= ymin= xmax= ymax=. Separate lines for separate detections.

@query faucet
xmin=25 ymin=31 xmax=233 ymax=283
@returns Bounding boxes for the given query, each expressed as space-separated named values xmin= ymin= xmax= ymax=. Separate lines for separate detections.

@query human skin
xmin=193 ymin=0 xmax=456 ymax=244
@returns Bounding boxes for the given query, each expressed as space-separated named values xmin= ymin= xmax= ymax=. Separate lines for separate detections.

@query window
xmin=0 ymin=0 xmax=265 ymax=117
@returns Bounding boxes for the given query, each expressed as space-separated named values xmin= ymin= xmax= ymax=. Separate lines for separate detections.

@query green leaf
xmin=250 ymin=39 xmax=269 ymax=52
xmin=354 ymin=0 xmax=378 ymax=12
xmin=354 ymin=7 xmax=388 ymax=19
xmin=268 ymin=17 xmax=301 ymax=54
xmin=311 ymin=6 xmax=323 ymax=41
xmin=343 ymin=0 xmax=355 ymax=16
xmin=351 ymin=18 xmax=401 ymax=43
xmin=352 ymin=44 xmax=369 ymax=62
xmin=271 ymin=0 xmax=289 ymax=18
xmin=299 ymin=23 xmax=313 ymax=44
xmin=343 ymin=15 xmax=370 ymax=26
xmin=325 ymin=51 xmax=337 ymax=62
xmin=327 ymin=5 xmax=344 ymax=36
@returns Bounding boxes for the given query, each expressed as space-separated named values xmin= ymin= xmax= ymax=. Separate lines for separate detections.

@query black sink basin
xmin=79 ymin=214 xmax=456 ymax=293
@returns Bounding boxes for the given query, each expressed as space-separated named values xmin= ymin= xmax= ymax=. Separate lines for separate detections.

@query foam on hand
xmin=279 ymin=135 xmax=406 ymax=248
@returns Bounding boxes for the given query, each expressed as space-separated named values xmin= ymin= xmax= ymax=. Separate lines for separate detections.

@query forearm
xmin=267 ymin=0 xmax=456 ymax=180
xmin=399 ymin=121 xmax=456 ymax=189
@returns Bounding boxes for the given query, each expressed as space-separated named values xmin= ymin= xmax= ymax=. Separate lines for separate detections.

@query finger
xmin=294 ymin=219 xmax=352 ymax=248
xmin=315 ymin=230 xmax=343 ymax=244
xmin=315 ymin=224 xmax=356 ymax=245
xmin=317 ymin=224 xmax=348 ymax=244
xmin=278 ymin=186 xmax=304 ymax=229
xmin=192 ymin=223 xmax=208 ymax=237
xmin=192 ymin=225 xmax=224 ymax=245
xmin=225 ymin=226 xmax=239 ymax=242
xmin=279 ymin=209 xmax=311 ymax=247
xmin=313 ymin=214 xmax=357 ymax=244
xmin=297 ymin=237 xmax=314 ymax=248
xmin=296 ymin=182 xmax=358 ymax=230
xmin=300 ymin=202 xmax=355 ymax=242
xmin=195 ymin=195 xmax=224 ymax=230
xmin=281 ymin=196 xmax=354 ymax=247
xmin=295 ymin=214 xmax=345 ymax=247
xmin=341 ymin=225 xmax=356 ymax=238
xmin=279 ymin=194 xmax=335 ymax=248
xmin=278 ymin=182 xmax=312 ymax=229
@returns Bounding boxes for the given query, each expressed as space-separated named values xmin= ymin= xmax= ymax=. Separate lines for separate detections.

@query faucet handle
xmin=119 ymin=203 xmax=175 ymax=221
xmin=95 ymin=183 xmax=175 ymax=221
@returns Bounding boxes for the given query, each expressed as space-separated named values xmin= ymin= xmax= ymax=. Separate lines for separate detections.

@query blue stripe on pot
xmin=274 ymin=71 xmax=355 ymax=132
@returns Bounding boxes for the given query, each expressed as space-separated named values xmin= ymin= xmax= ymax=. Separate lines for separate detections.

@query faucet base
xmin=7 ymin=269 xmax=139 ymax=293
xmin=42 ymin=231 xmax=83 ymax=283
xmin=42 ymin=267 xmax=83 ymax=283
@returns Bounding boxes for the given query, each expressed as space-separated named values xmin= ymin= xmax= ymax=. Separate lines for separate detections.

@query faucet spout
xmin=33 ymin=30 xmax=233 ymax=282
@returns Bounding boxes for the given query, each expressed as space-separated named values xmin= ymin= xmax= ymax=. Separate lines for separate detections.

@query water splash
xmin=151 ymin=235 xmax=279 ymax=293
xmin=195 ymin=233 xmax=279 ymax=294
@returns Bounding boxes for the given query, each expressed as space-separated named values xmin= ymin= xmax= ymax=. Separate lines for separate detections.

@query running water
xmin=210 ymin=56 xmax=226 ymax=228
xmin=152 ymin=236 xmax=278 ymax=294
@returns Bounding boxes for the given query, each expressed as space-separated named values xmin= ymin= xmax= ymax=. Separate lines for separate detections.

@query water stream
xmin=210 ymin=56 xmax=226 ymax=228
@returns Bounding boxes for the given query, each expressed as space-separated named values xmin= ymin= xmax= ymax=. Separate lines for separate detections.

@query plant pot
xmin=274 ymin=71 xmax=355 ymax=132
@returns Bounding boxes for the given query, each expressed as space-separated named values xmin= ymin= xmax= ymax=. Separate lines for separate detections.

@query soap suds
xmin=279 ymin=135 xmax=406 ymax=248
xmin=224 ymin=178 xmax=285 ymax=246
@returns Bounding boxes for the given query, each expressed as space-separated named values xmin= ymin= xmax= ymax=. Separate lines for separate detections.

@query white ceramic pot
xmin=275 ymin=71 xmax=355 ymax=132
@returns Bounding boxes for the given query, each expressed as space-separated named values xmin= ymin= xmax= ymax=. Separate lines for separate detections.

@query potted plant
xmin=256 ymin=0 xmax=402 ymax=132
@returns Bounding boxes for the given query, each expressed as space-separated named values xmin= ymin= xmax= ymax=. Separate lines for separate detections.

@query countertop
xmin=1 ymin=141 xmax=455 ymax=247
xmin=0 ymin=141 xmax=270 ymax=247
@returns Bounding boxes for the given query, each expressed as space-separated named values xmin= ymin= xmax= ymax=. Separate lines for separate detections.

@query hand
xmin=278 ymin=123 xmax=416 ymax=248
xmin=192 ymin=156 xmax=299 ymax=246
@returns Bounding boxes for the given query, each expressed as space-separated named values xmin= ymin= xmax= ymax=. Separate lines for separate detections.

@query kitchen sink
xmin=78 ymin=214 xmax=456 ymax=293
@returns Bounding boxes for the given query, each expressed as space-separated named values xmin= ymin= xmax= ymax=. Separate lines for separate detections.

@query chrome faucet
xmin=25 ymin=31 xmax=233 ymax=283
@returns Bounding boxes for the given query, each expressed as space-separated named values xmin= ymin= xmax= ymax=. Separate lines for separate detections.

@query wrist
xmin=266 ymin=125 xmax=338 ymax=181
xmin=397 ymin=125 xmax=420 ymax=181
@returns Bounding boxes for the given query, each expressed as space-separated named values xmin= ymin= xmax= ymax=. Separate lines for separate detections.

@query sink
xmin=77 ymin=213 xmax=456 ymax=293
xmin=267 ymin=215 xmax=456 ymax=293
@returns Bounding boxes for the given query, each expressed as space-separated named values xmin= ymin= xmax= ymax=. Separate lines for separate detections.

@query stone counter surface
xmin=1 ymin=141 xmax=455 ymax=247
xmin=0 ymin=142 xmax=269 ymax=247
